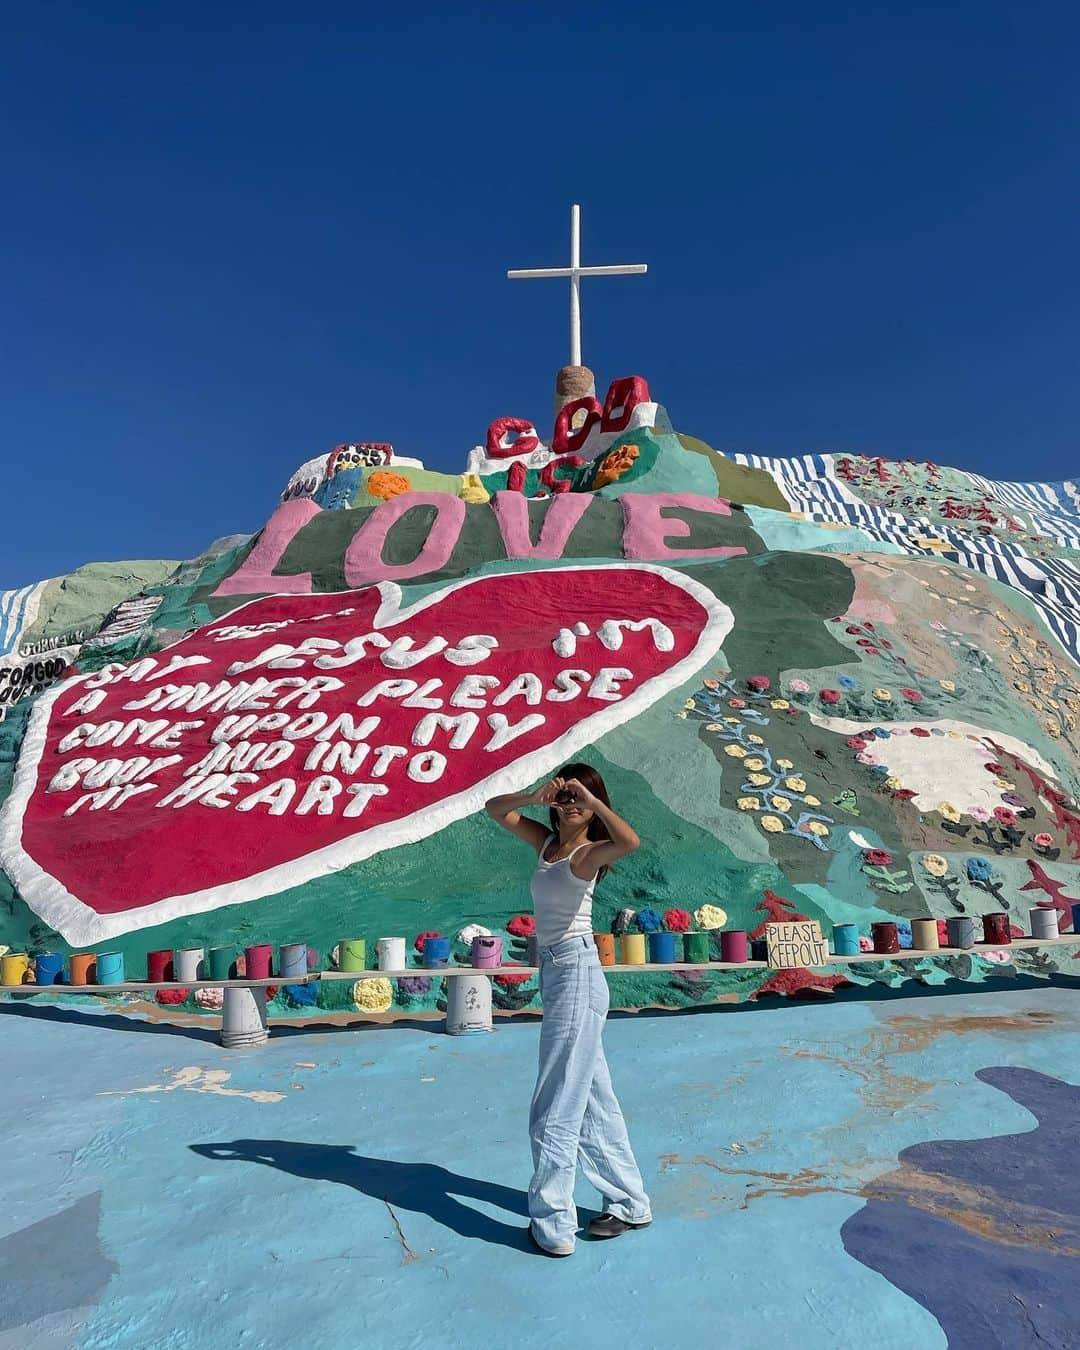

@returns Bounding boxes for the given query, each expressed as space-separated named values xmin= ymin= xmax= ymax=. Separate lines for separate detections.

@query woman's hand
xmin=532 ymin=777 xmax=566 ymax=805
xmin=559 ymin=777 xmax=598 ymax=810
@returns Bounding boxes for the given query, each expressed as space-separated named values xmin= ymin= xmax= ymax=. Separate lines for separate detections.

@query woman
xmin=486 ymin=762 xmax=652 ymax=1257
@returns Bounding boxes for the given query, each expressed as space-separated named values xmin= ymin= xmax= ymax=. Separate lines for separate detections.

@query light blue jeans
xmin=528 ymin=934 xmax=651 ymax=1250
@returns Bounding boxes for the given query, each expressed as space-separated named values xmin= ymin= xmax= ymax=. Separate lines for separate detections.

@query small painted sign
xmin=766 ymin=920 xmax=829 ymax=969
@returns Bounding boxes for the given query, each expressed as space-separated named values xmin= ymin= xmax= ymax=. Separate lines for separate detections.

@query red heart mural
xmin=0 ymin=565 xmax=732 ymax=943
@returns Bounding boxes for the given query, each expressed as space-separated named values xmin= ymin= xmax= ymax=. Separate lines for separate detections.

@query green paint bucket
xmin=683 ymin=933 xmax=710 ymax=962
xmin=339 ymin=939 xmax=367 ymax=972
xmin=208 ymin=947 xmax=236 ymax=981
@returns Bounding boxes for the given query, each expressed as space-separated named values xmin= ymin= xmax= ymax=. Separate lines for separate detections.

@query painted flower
xmin=981 ymin=948 xmax=1012 ymax=965
xmin=910 ymin=727 xmax=931 ymax=737
xmin=367 ymin=471 xmax=412 ymax=500
xmin=694 ymin=904 xmax=728 ymax=930
xmin=507 ymin=915 xmax=535 ymax=937
xmin=846 ymin=625 xmax=863 ymax=635
xmin=776 ymin=758 xmax=794 ymax=770
xmin=847 ymin=737 xmax=869 ymax=750
xmin=993 ymin=806 xmax=1018 ymax=826
xmin=788 ymin=678 xmax=811 ymax=694
xmin=984 ymin=763 xmax=1005 ymax=775
xmin=1034 ymin=832 xmax=1054 ymax=848
xmin=494 ymin=970 xmax=532 ymax=987
xmin=995 ymin=779 xmax=1015 ymax=791
xmin=939 ymin=679 xmax=956 ymax=692
xmin=770 ymin=796 xmax=792 ymax=812
xmin=967 ymin=806 xmax=991 ymax=823
xmin=743 ymin=757 xmax=765 ymax=771
xmin=398 ymin=975 xmax=431 ymax=996
xmin=194 ymin=987 xmax=224 ymax=1011
xmin=747 ymin=773 xmax=771 ymax=787
xmin=414 ymin=931 xmax=443 ymax=953
xmin=747 ymin=675 xmax=770 ymax=693
xmin=747 ymin=733 xmax=765 ymax=744
xmin=938 ymin=802 xmax=962 ymax=823
xmin=921 ymin=853 xmax=949 ymax=877
xmin=856 ymin=752 xmax=876 ymax=765
xmin=736 ymin=796 xmax=761 ymax=811
xmin=804 ymin=795 xmax=822 ymax=806
xmin=760 ymin=815 xmax=785 ymax=833
xmin=729 ymin=697 xmax=747 ymax=709
xmin=703 ymin=678 xmax=720 ymax=690
xmin=820 ymin=689 xmax=841 ymax=704
xmin=884 ymin=776 xmax=902 ymax=790
xmin=353 ymin=977 xmax=394 ymax=1013
xmin=871 ymin=727 xmax=891 ymax=739
xmin=900 ymin=688 xmax=923 ymax=703
xmin=784 ymin=776 xmax=807 ymax=792
xmin=805 ymin=821 xmax=830 ymax=837
xmin=635 ymin=908 xmax=663 ymax=934
xmin=705 ymin=722 xmax=724 ymax=732
xmin=872 ymin=688 xmax=893 ymax=703
xmin=664 ymin=908 xmax=692 ymax=933
xmin=965 ymin=856 xmax=993 ymax=882
xmin=837 ymin=676 xmax=859 ymax=690
xmin=864 ymin=849 xmax=893 ymax=866
xmin=930 ymin=620 xmax=947 ymax=631
xmin=724 ymin=744 xmax=747 ymax=759
xmin=858 ymin=936 xmax=874 ymax=951
xmin=770 ymin=699 xmax=791 ymax=710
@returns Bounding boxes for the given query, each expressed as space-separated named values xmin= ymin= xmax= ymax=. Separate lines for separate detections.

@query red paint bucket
xmin=245 ymin=944 xmax=274 ymax=979
xmin=147 ymin=949 xmax=173 ymax=981
xmin=721 ymin=930 xmax=748 ymax=963
xmin=872 ymin=922 xmax=900 ymax=954
xmin=593 ymin=933 xmax=616 ymax=966
xmin=982 ymin=912 xmax=1011 ymax=945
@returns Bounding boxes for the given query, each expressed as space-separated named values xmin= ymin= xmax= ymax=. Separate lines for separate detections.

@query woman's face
xmin=554 ymin=796 xmax=593 ymax=829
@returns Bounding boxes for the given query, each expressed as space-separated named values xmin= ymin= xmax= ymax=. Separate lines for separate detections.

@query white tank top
xmin=530 ymin=833 xmax=598 ymax=948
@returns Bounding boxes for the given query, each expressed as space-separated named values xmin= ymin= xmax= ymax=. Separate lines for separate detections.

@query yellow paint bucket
xmin=1 ymin=953 xmax=29 ymax=986
xmin=911 ymin=918 xmax=940 ymax=952
xmin=620 ymin=933 xmax=647 ymax=965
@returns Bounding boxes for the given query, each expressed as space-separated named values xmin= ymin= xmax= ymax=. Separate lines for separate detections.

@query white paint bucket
xmin=376 ymin=937 xmax=406 ymax=971
xmin=1030 ymin=907 xmax=1059 ymax=940
xmin=220 ymin=985 xmax=269 ymax=1048
xmin=446 ymin=974 xmax=492 ymax=1035
xmin=174 ymin=947 xmax=204 ymax=981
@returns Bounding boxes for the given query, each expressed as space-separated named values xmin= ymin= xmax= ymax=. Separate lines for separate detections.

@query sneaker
xmin=587 ymin=1213 xmax=652 ymax=1239
xmin=528 ymin=1223 xmax=574 ymax=1257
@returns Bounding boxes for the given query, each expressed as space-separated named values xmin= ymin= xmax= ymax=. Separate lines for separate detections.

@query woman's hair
xmin=550 ymin=761 xmax=614 ymax=880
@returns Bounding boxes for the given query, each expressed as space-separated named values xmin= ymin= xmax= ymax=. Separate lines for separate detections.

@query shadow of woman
xmin=190 ymin=1139 xmax=530 ymax=1251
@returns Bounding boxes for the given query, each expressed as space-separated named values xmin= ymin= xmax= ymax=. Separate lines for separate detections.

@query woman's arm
xmin=485 ymin=781 xmax=559 ymax=852
xmin=561 ymin=778 xmax=640 ymax=878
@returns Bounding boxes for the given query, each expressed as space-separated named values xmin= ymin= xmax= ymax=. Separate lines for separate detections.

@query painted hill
xmin=2 ymin=370 xmax=1079 ymax=1014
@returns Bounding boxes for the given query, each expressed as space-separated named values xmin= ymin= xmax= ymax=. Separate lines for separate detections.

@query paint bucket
xmin=422 ymin=937 xmax=451 ymax=969
xmin=278 ymin=943 xmax=308 ymax=980
xmin=339 ymin=939 xmax=367 ymax=972
xmin=1072 ymin=902 xmax=1080 ymax=935
xmin=1030 ymin=907 xmax=1059 ymax=940
xmin=147 ymin=949 xmax=173 ymax=982
xmin=749 ymin=938 xmax=768 ymax=962
xmin=33 ymin=953 xmax=63 ymax=985
xmin=911 ymin=918 xmax=940 ymax=952
xmin=446 ymin=973 xmax=493 ymax=1035
xmin=208 ymin=947 xmax=235 ymax=981
xmin=1 ymin=953 xmax=29 ymax=986
xmin=982 ymin=912 xmax=1011 ymax=945
xmin=96 ymin=951 xmax=125 ymax=985
xmin=173 ymin=948 xmax=204 ymax=982
xmin=832 ymin=923 xmax=860 ymax=956
xmin=471 ymin=936 xmax=503 ymax=968
xmin=525 ymin=935 xmax=540 ymax=966
xmin=620 ymin=933 xmax=647 ymax=965
xmin=720 ymin=930 xmax=749 ymax=963
xmin=69 ymin=953 xmax=96 ymax=984
xmin=946 ymin=916 xmax=976 ymax=949
xmin=648 ymin=932 xmax=677 ymax=964
xmin=245 ymin=944 xmax=274 ymax=979
xmin=220 ymin=985 xmax=269 ymax=1048
xmin=375 ymin=937 xmax=404 ymax=971
xmin=872 ymin=922 xmax=900 ymax=955
xmin=593 ymin=933 xmax=615 ymax=965
xmin=683 ymin=932 xmax=710 ymax=962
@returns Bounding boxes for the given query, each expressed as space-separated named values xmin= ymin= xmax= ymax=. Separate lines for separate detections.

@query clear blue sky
xmin=2 ymin=2 xmax=1078 ymax=586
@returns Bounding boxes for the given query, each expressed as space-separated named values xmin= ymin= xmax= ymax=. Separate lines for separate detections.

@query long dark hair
xmin=549 ymin=761 xmax=614 ymax=880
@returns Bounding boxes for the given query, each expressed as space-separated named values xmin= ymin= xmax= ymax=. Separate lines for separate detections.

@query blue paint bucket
xmin=33 ymin=953 xmax=63 ymax=985
xmin=96 ymin=951 xmax=125 ymax=984
xmin=1072 ymin=902 xmax=1080 ymax=935
xmin=946 ymin=916 xmax=976 ymax=949
xmin=648 ymin=932 xmax=677 ymax=964
xmin=832 ymin=923 xmax=860 ymax=956
xmin=279 ymin=943 xmax=308 ymax=980
xmin=422 ymin=937 xmax=451 ymax=968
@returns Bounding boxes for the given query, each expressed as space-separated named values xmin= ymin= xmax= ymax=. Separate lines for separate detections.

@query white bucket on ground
xmin=376 ymin=937 xmax=406 ymax=970
xmin=220 ymin=985 xmax=269 ymax=1048
xmin=446 ymin=974 xmax=493 ymax=1035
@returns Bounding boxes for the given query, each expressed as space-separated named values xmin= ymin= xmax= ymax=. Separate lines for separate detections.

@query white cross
xmin=507 ymin=204 xmax=647 ymax=368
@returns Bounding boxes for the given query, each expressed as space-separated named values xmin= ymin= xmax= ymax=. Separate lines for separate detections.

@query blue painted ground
xmin=2 ymin=987 xmax=1079 ymax=1350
